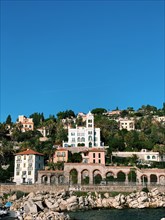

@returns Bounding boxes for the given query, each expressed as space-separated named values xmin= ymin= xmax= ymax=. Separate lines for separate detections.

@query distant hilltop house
xmin=53 ymin=147 xmax=106 ymax=165
xmin=118 ymin=118 xmax=135 ymax=131
xmin=103 ymin=110 xmax=121 ymax=116
xmin=17 ymin=115 xmax=34 ymax=132
xmin=63 ymin=111 xmax=102 ymax=148
xmin=14 ymin=149 xmax=44 ymax=185
xmin=112 ymin=149 xmax=165 ymax=163
xmin=153 ymin=116 xmax=165 ymax=124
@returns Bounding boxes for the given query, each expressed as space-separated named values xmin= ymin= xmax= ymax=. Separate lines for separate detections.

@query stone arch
xmin=50 ymin=175 xmax=57 ymax=185
xmin=159 ymin=175 xmax=165 ymax=185
xmin=106 ymin=171 xmax=114 ymax=182
xmin=81 ymin=169 xmax=89 ymax=185
xmin=58 ymin=175 xmax=65 ymax=184
xmin=128 ymin=169 xmax=137 ymax=182
xmin=141 ymin=175 xmax=148 ymax=185
xmin=116 ymin=171 xmax=126 ymax=182
xmin=150 ymin=174 xmax=157 ymax=184
xmin=93 ymin=169 xmax=102 ymax=184
xmin=41 ymin=175 xmax=48 ymax=184
xmin=70 ymin=169 xmax=78 ymax=185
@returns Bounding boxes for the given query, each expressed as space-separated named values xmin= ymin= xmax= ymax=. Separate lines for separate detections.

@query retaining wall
xmin=0 ymin=184 xmax=164 ymax=195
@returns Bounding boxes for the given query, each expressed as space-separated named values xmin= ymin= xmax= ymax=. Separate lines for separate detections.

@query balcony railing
xmin=16 ymin=159 xmax=22 ymax=163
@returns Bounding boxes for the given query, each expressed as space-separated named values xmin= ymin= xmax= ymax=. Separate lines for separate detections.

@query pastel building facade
xmin=17 ymin=115 xmax=34 ymax=132
xmin=53 ymin=147 xmax=105 ymax=165
xmin=14 ymin=149 xmax=44 ymax=185
xmin=119 ymin=118 xmax=135 ymax=131
xmin=63 ymin=112 xmax=101 ymax=147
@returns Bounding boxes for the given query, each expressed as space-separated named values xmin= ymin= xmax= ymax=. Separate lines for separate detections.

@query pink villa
xmin=53 ymin=147 xmax=105 ymax=165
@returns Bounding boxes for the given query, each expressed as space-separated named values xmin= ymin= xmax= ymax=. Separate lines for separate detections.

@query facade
xmin=14 ymin=149 xmax=44 ymax=185
xmin=118 ymin=118 xmax=135 ymax=131
xmin=53 ymin=147 xmax=105 ymax=165
xmin=112 ymin=149 xmax=165 ymax=162
xmin=63 ymin=112 xmax=101 ymax=147
xmin=81 ymin=148 xmax=105 ymax=165
xmin=53 ymin=148 xmax=68 ymax=163
xmin=17 ymin=115 xmax=34 ymax=132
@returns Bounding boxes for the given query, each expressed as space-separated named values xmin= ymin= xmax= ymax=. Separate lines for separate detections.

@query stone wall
xmin=0 ymin=184 xmax=165 ymax=196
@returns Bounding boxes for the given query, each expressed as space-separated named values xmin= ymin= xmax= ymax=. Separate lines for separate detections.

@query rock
xmin=24 ymin=199 xmax=38 ymax=214
xmin=151 ymin=188 xmax=160 ymax=197
xmin=104 ymin=193 xmax=109 ymax=198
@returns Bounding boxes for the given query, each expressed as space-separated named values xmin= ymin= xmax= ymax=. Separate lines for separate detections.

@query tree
xmin=57 ymin=110 xmax=75 ymax=119
xmin=68 ymin=152 xmax=82 ymax=163
xmin=91 ymin=108 xmax=107 ymax=115
xmin=29 ymin=112 xmax=45 ymax=127
xmin=6 ymin=115 xmax=12 ymax=124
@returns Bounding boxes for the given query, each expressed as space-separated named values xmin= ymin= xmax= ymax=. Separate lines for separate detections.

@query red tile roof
xmin=16 ymin=149 xmax=44 ymax=156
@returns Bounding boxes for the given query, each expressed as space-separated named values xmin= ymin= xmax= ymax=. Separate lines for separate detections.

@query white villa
xmin=63 ymin=112 xmax=101 ymax=147
xmin=14 ymin=149 xmax=44 ymax=185
xmin=112 ymin=149 xmax=165 ymax=163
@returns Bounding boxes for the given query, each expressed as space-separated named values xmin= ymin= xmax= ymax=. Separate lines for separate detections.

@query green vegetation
xmin=0 ymin=103 xmax=164 ymax=182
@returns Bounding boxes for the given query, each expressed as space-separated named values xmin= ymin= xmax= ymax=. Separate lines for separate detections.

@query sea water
xmin=68 ymin=208 xmax=165 ymax=220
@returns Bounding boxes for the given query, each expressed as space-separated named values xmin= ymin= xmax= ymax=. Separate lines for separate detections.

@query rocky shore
xmin=8 ymin=188 xmax=165 ymax=220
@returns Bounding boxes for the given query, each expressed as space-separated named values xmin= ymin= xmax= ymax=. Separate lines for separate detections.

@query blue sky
xmin=1 ymin=0 xmax=164 ymax=122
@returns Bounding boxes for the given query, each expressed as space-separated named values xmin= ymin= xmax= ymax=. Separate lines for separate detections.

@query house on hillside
xmin=17 ymin=115 xmax=34 ymax=132
xmin=118 ymin=118 xmax=135 ymax=131
xmin=53 ymin=147 xmax=106 ymax=165
xmin=63 ymin=112 xmax=101 ymax=147
xmin=13 ymin=149 xmax=44 ymax=185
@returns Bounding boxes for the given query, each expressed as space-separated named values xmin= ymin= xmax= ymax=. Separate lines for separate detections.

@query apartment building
xmin=14 ymin=149 xmax=44 ymax=185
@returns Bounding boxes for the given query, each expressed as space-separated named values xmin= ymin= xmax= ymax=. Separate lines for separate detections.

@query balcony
xmin=22 ymin=175 xmax=27 ymax=178
xmin=16 ymin=159 xmax=22 ymax=163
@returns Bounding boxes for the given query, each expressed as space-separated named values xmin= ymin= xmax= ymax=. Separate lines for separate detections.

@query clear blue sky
xmin=1 ymin=0 xmax=164 ymax=122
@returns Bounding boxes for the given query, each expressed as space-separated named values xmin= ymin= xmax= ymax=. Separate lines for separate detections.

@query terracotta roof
xmin=56 ymin=148 xmax=68 ymax=152
xmin=88 ymin=148 xmax=105 ymax=152
xmin=16 ymin=149 xmax=44 ymax=156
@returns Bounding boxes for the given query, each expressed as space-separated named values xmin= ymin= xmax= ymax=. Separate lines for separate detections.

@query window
xmin=88 ymin=124 xmax=92 ymax=127
xmin=71 ymin=133 xmax=75 ymax=136
xmin=88 ymin=136 xmax=92 ymax=141
xmin=23 ymin=163 xmax=26 ymax=168
xmin=17 ymin=156 xmax=21 ymax=160
xmin=28 ymin=171 xmax=31 ymax=175
xmin=62 ymin=152 xmax=66 ymax=156
xmin=38 ymin=164 xmax=40 ymax=168
xmin=16 ymin=172 xmax=19 ymax=176
xmin=93 ymin=159 xmax=95 ymax=163
xmin=88 ymin=131 xmax=92 ymax=134
xmin=24 ymin=155 xmax=26 ymax=160
xmin=93 ymin=153 xmax=95 ymax=158
xmin=99 ymin=159 xmax=101 ymax=163
xmin=16 ymin=164 xmax=20 ymax=168
xmin=72 ymin=138 xmax=75 ymax=142
xmin=29 ymin=155 xmax=32 ymax=159
xmin=152 ymin=155 xmax=156 ymax=159
xmin=22 ymin=171 xmax=26 ymax=175
xmin=98 ymin=153 xmax=101 ymax=158
xmin=147 ymin=155 xmax=150 ymax=159
xmin=29 ymin=125 xmax=31 ymax=128
xmin=81 ymin=137 xmax=85 ymax=142
xmin=28 ymin=163 xmax=32 ymax=167
xmin=88 ymin=119 xmax=92 ymax=123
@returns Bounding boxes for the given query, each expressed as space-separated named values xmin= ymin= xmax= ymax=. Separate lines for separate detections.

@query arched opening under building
xmin=106 ymin=171 xmax=114 ymax=182
xmin=116 ymin=171 xmax=126 ymax=182
xmin=93 ymin=169 xmax=102 ymax=184
xmin=150 ymin=174 xmax=157 ymax=184
xmin=70 ymin=169 xmax=78 ymax=185
xmin=128 ymin=169 xmax=137 ymax=182
xmin=81 ymin=169 xmax=89 ymax=185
